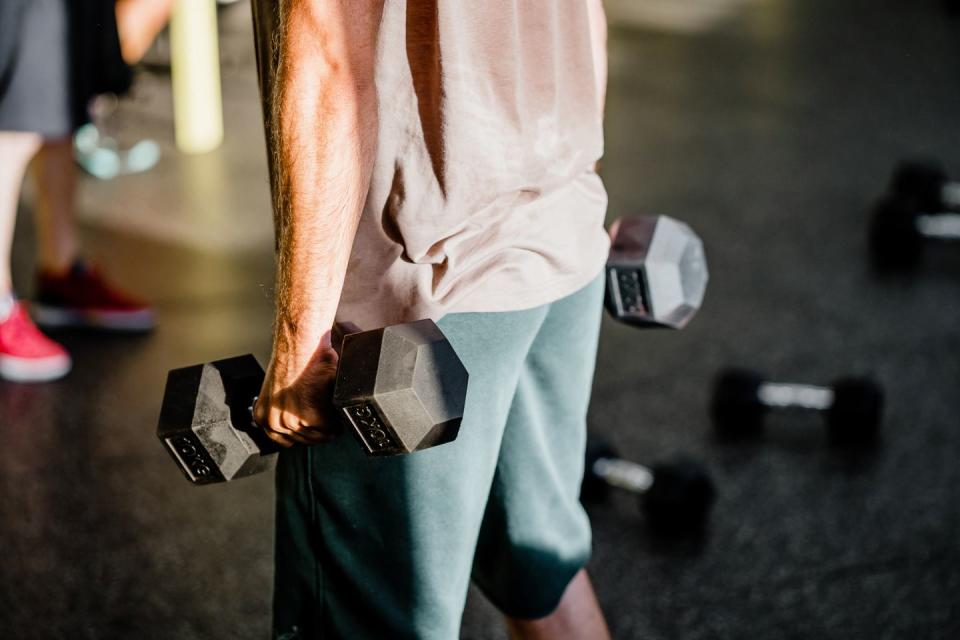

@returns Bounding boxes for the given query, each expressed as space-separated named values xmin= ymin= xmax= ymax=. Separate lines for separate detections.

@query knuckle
xmin=300 ymin=411 xmax=323 ymax=428
xmin=269 ymin=419 xmax=292 ymax=436
xmin=282 ymin=416 xmax=304 ymax=433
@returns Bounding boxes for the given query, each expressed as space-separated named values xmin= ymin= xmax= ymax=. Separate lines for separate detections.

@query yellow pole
xmin=170 ymin=0 xmax=223 ymax=154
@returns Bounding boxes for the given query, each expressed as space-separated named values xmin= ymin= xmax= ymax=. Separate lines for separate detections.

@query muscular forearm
xmin=270 ymin=0 xmax=382 ymax=368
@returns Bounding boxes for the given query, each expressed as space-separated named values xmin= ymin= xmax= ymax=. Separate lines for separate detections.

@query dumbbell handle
xmin=249 ymin=396 xmax=261 ymax=426
xmin=592 ymin=457 xmax=654 ymax=494
xmin=757 ymin=382 xmax=834 ymax=411
xmin=916 ymin=213 xmax=960 ymax=240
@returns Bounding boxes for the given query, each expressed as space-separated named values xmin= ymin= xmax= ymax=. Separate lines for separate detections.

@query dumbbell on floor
xmin=870 ymin=195 xmax=960 ymax=268
xmin=582 ymin=435 xmax=715 ymax=532
xmin=710 ymin=369 xmax=884 ymax=446
xmin=605 ymin=215 xmax=708 ymax=329
xmin=157 ymin=320 xmax=469 ymax=484
xmin=889 ymin=159 xmax=960 ymax=213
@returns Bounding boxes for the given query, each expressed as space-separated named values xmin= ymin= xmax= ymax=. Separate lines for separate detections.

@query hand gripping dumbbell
xmin=157 ymin=320 xmax=469 ymax=484
xmin=889 ymin=159 xmax=960 ymax=213
xmin=605 ymin=215 xmax=708 ymax=329
xmin=870 ymin=195 xmax=960 ymax=268
xmin=581 ymin=435 xmax=716 ymax=532
xmin=710 ymin=369 xmax=884 ymax=446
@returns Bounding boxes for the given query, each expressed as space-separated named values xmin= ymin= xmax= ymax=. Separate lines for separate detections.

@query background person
xmin=0 ymin=0 xmax=155 ymax=383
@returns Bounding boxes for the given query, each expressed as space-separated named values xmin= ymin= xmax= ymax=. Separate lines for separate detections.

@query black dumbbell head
xmin=711 ymin=368 xmax=767 ymax=438
xmin=333 ymin=319 xmax=468 ymax=456
xmin=643 ymin=457 xmax=716 ymax=533
xmin=891 ymin=159 xmax=948 ymax=212
xmin=157 ymin=355 xmax=277 ymax=485
xmin=827 ymin=377 xmax=884 ymax=446
xmin=581 ymin=435 xmax=619 ymax=502
xmin=869 ymin=196 xmax=925 ymax=269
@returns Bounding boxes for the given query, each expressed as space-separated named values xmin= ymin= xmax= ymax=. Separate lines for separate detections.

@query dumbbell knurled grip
xmin=249 ymin=395 xmax=259 ymax=428
xmin=916 ymin=214 xmax=960 ymax=240
xmin=757 ymin=383 xmax=834 ymax=410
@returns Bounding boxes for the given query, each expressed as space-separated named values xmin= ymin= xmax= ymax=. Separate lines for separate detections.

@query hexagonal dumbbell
xmin=605 ymin=215 xmax=708 ymax=329
xmin=889 ymin=159 xmax=960 ymax=213
xmin=870 ymin=195 xmax=960 ymax=269
xmin=581 ymin=435 xmax=716 ymax=533
xmin=157 ymin=319 xmax=469 ymax=484
xmin=710 ymin=369 xmax=884 ymax=446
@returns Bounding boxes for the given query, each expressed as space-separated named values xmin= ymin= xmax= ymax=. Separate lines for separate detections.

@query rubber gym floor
xmin=2 ymin=1 xmax=959 ymax=638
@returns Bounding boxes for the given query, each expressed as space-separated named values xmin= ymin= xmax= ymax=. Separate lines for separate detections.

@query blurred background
xmin=2 ymin=0 xmax=960 ymax=638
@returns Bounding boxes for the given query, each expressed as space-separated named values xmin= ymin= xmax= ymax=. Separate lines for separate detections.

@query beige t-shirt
xmin=253 ymin=1 xmax=611 ymax=328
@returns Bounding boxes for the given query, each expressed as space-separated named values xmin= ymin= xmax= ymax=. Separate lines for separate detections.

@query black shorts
xmin=0 ymin=0 xmax=131 ymax=138
xmin=0 ymin=0 xmax=72 ymax=137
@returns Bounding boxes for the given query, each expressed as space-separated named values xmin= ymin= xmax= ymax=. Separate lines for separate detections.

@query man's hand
xmin=254 ymin=332 xmax=342 ymax=448
xmin=249 ymin=0 xmax=384 ymax=448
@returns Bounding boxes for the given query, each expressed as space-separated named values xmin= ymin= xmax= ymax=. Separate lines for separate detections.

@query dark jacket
xmin=0 ymin=0 xmax=131 ymax=126
xmin=67 ymin=0 xmax=133 ymax=124
xmin=0 ymin=0 xmax=29 ymax=94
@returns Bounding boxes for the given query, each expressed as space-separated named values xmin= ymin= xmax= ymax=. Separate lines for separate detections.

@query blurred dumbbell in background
xmin=711 ymin=369 xmax=884 ymax=447
xmin=889 ymin=159 xmax=960 ymax=213
xmin=604 ymin=215 xmax=708 ymax=329
xmin=582 ymin=434 xmax=716 ymax=534
xmin=870 ymin=159 xmax=960 ymax=269
xmin=591 ymin=216 xmax=712 ymax=534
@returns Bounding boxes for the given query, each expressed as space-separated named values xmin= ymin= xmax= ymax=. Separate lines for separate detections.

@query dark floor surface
xmin=2 ymin=1 xmax=960 ymax=638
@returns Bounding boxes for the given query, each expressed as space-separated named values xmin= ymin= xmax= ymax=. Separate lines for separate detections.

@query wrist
xmin=272 ymin=315 xmax=334 ymax=372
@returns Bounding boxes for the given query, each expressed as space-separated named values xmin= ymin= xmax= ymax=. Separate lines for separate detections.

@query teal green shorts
xmin=272 ymin=271 xmax=605 ymax=639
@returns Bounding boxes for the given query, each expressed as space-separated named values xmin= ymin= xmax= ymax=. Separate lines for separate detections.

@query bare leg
xmin=0 ymin=131 xmax=43 ymax=291
xmin=115 ymin=0 xmax=176 ymax=65
xmin=28 ymin=137 xmax=155 ymax=331
xmin=505 ymin=570 xmax=611 ymax=640
xmin=30 ymin=138 xmax=80 ymax=274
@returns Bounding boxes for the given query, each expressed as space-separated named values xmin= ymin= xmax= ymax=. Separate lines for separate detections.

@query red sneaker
xmin=0 ymin=302 xmax=72 ymax=382
xmin=33 ymin=261 xmax=156 ymax=332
